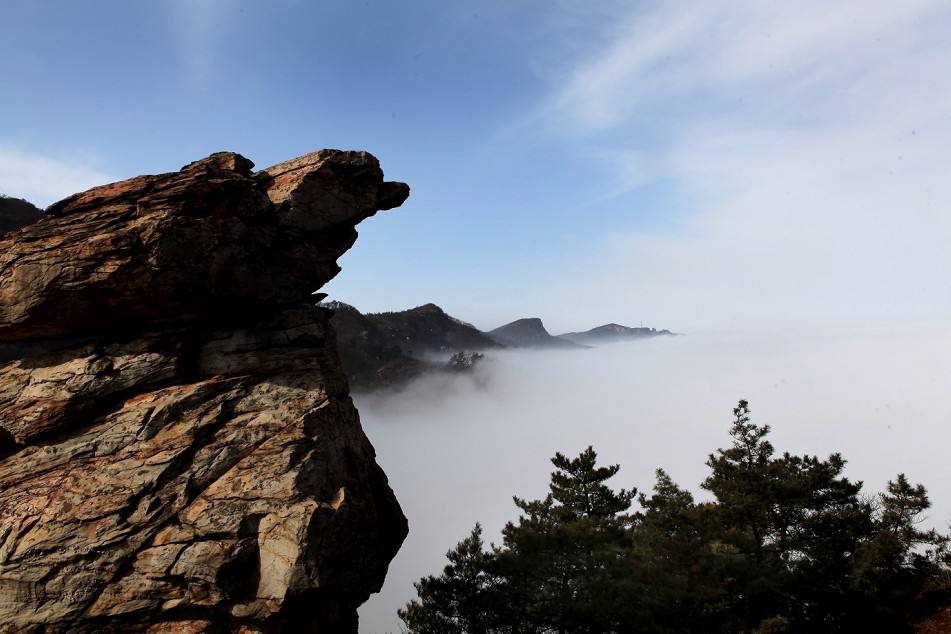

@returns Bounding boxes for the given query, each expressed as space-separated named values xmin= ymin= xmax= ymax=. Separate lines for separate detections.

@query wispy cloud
xmin=170 ymin=0 xmax=234 ymax=87
xmin=522 ymin=0 xmax=951 ymax=329
xmin=545 ymin=1 xmax=947 ymax=136
xmin=0 ymin=146 xmax=114 ymax=208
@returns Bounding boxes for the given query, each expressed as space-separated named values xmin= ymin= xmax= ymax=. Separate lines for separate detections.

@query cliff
xmin=0 ymin=151 xmax=409 ymax=632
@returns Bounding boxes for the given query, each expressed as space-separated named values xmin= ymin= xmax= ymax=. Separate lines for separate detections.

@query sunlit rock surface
xmin=0 ymin=151 xmax=409 ymax=632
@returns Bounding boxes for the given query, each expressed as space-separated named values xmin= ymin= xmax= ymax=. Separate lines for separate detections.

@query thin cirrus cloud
xmin=545 ymin=0 xmax=947 ymax=135
xmin=0 ymin=146 xmax=114 ymax=208
xmin=169 ymin=0 xmax=235 ymax=88
xmin=521 ymin=0 xmax=951 ymax=330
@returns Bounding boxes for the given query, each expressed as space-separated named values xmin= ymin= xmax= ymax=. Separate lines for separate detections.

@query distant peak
xmin=412 ymin=303 xmax=446 ymax=314
xmin=486 ymin=317 xmax=584 ymax=349
xmin=558 ymin=321 xmax=675 ymax=345
xmin=490 ymin=317 xmax=547 ymax=332
xmin=509 ymin=317 xmax=544 ymax=327
xmin=319 ymin=299 xmax=359 ymax=313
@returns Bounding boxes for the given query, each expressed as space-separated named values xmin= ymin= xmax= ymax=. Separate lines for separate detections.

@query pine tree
xmin=494 ymin=447 xmax=636 ymax=633
xmin=849 ymin=474 xmax=949 ymax=630
xmin=702 ymin=400 xmax=774 ymax=564
xmin=547 ymin=447 xmax=635 ymax=520
xmin=398 ymin=524 xmax=500 ymax=634
xmin=628 ymin=469 xmax=732 ymax=633
xmin=702 ymin=400 xmax=873 ymax=630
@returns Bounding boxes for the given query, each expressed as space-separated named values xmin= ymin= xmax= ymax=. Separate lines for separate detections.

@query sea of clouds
xmin=357 ymin=324 xmax=951 ymax=632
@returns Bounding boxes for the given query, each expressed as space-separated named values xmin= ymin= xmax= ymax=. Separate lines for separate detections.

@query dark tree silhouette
xmin=400 ymin=401 xmax=950 ymax=634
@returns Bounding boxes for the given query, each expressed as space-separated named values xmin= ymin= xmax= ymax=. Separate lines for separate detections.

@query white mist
xmin=357 ymin=324 xmax=951 ymax=633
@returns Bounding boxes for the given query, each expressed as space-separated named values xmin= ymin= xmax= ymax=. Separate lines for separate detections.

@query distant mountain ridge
xmin=321 ymin=301 xmax=428 ymax=390
xmin=366 ymin=303 xmax=501 ymax=355
xmin=559 ymin=323 xmax=674 ymax=346
xmin=0 ymin=196 xmax=42 ymax=237
xmin=487 ymin=318 xmax=585 ymax=349
xmin=324 ymin=300 xmax=675 ymax=390
xmin=322 ymin=301 xmax=501 ymax=390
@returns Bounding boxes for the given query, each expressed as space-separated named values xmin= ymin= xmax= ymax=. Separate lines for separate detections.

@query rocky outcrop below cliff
xmin=0 ymin=151 xmax=409 ymax=632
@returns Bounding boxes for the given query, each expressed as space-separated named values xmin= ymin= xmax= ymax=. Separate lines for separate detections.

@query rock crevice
xmin=0 ymin=151 xmax=409 ymax=632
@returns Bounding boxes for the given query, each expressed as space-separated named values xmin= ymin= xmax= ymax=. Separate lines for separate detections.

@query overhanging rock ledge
xmin=0 ymin=150 xmax=409 ymax=633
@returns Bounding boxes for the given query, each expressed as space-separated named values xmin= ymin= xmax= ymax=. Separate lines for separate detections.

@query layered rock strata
xmin=0 ymin=151 xmax=409 ymax=632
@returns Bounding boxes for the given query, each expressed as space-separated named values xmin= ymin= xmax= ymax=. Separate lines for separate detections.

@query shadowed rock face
xmin=0 ymin=151 xmax=409 ymax=632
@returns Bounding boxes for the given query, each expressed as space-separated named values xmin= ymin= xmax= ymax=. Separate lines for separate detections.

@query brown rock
xmin=0 ymin=150 xmax=408 ymax=343
xmin=0 ymin=152 xmax=409 ymax=632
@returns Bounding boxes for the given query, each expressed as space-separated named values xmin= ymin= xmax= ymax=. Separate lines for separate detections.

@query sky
xmin=2 ymin=0 xmax=950 ymax=332
xmin=2 ymin=4 xmax=949 ymax=632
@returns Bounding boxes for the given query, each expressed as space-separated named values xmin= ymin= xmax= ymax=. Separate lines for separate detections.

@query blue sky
xmin=3 ymin=1 xmax=950 ymax=332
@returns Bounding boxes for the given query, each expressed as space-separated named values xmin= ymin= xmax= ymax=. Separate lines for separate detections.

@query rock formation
xmin=0 ymin=150 xmax=409 ymax=632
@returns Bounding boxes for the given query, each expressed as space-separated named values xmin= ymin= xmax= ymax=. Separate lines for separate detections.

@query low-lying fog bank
xmin=357 ymin=324 xmax=951 ymax=632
